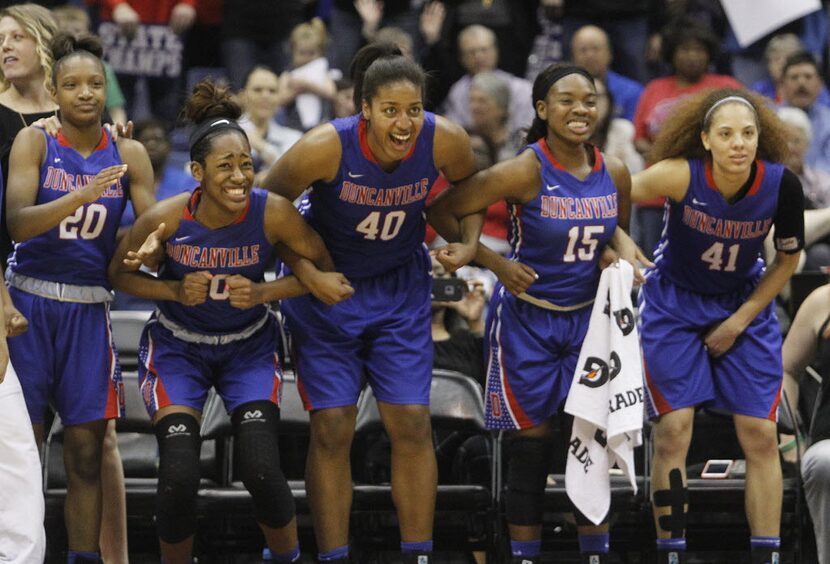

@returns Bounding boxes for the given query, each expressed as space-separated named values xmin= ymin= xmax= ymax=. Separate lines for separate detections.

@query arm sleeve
xmin=772 ymin=167 xmax=806 ymax=253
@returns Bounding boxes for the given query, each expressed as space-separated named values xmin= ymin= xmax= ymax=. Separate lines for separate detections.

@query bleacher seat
xmin=109 ymin=309 xmax=152 ymax=371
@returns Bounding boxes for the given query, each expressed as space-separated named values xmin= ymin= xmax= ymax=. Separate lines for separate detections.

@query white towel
xmin=564 ymin=260 xmax=644 ymax=525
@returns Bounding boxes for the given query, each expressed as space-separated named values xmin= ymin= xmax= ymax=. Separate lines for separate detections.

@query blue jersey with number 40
xmin=304 ymin=113 xmax=439 ymax=278
xmin=653 ymin=159 xmax=783 ymax=294
xmin=9 ymin=128 xmax=128 ymax=288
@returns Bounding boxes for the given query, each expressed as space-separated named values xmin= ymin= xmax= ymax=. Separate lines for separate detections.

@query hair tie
xmin=703 ymin=95 xmax=758 ymax=128
xmin=188 ymin=118 xmax=248 ymax=159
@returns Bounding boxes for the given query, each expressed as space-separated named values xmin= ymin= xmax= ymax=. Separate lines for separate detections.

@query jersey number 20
xmin=59 ymin=203 xmax=107 ymax=240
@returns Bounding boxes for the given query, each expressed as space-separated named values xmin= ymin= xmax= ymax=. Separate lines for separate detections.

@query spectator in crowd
xmin=570 ymin=25 xmax=644 ymax=121
xmin=524 ymin=0 xmax=566 ymax=82
xmin=442 ymin=25 xmax=534 ymax=135
xmin=279 ymin=19 xmax=338 ymax=131
xmin=119 ymin=118 xmax=195 ymax=229
xmin=562 ymin=0 xmax=665 ymax=84
xmin=777 ymin=107 xmax=830 ymax=271
xmin=751 ymin=33 xmax=830 ymax=107
xmin=632 ymin=17 xmax=741 ymax=258
xmin=590 ymin=78 xmax=644 ymax=174
xmin=52 ymin=4 xmax=128 ymax=125
xmin=468 ymin=71 xmax=522 ymax=163
xmin=0 ymin=3 xmax=60 ymax=262
xmin=238 ymin=66 xmax=303 ymax=181
xmin=93 ymin=0 xmax=197 ymax=122
xmin=332 ymin=78 xmax=356 ymax=118
xmin=374 ymin=26 xmax=416 ymax=60
xmin=327 ymin=0 xmax=424 ymax=74
xmin=431 ymin=256 xmax=486 ymax=387
xmin=781 ymin=282 xmax=830 ymax=564
xmin=778 ymin=52 xmax=830 ymax=174
xmin=220 ymin=0 xmax=304 ymax=91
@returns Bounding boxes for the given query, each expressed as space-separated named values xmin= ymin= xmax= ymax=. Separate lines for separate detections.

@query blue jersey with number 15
xmin=509 ymin=141 xmax=618 ymax=306
xmin=9 ymin=128 xmax=128 ymax=288
xmin=304 ymin=113 xmax=439 ymax=278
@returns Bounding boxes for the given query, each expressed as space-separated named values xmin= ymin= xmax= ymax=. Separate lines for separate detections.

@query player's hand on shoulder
xmin=82 ymin=164 xmax=127 ymax=203
xmin=493 ymin=257 xmax=537 ymax=296
xmin=178 ymin=271 xmax=213 ymax=306
xmin=123 ymin=222 xmax=166 ymax=271
xmin=306 ymin=270 xmax=354 ymax=305
xmin=433 ymin=242 xmax=477 ymax=274
xmin=106 ymin=120 xmax=134 ymax=142
xmin=31 ymin=115 xmax=61 ymax=137
xmin=226 ymin=275 xmax=262 ymax=309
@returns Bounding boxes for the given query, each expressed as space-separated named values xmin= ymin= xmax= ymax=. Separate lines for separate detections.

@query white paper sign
xmin=720 ymin=0 xmax=821 ymax=47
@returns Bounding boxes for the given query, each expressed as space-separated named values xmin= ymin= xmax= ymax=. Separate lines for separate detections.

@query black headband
xmin=533 ymin=65 xmax=595 ymax=104
xmin=188 ymin=118 xmax=248 ymax=160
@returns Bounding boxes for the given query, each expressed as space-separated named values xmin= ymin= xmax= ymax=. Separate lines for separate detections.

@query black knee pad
xmin=154 ymin=412 xmax=201 ymax=544
xmin=505 ymin=437 xmax=554 ymax=526
xmin=232 ymin=401 xmax=296 ymax=529
xmin=574 ymin=507 xmax=609 ymax=526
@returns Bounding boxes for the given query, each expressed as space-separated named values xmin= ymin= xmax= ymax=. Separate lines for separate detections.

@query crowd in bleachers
xmin=2 ymin=0 xmax=830 ymax=563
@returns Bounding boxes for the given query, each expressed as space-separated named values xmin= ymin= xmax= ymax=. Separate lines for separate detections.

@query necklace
xmin=17 ymin=108 xmax=58 ymax=129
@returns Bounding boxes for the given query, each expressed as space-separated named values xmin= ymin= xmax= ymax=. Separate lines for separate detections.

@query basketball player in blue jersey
xmin=631 ymin=89 xmax=804 ymax=564
xmin=107 ymin=79 xmax=352 ymax=564
xmin=428 ymin=63 xmax=649 ymax=564
xmin=3 ymin=33 xmax=155 ymax=564
xmin=259 ymin=43 xmax=483 ymax=564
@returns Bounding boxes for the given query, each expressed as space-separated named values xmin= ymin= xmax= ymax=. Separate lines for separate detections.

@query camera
xmin=432 ymin=277 xmax=466 ymax=302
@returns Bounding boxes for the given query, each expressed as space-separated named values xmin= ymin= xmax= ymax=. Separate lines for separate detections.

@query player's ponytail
xmin=184 ymin=79 xmax=248 ymax=164
xmin=50 ymin=32 xmax=104 ymax=87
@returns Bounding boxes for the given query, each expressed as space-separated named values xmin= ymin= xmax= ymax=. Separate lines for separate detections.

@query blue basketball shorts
xmin=484 ymin=285 xmax=592 ymax=430
xmin=7 ymin=287 xmax=122 ymax=425
xmin=637 ymin=270 xmax=783 ymax=421
xmin=281 ymin=248 xmax=432 ymax=410
xmin=138 ymin=312 xmax=283 ymax=418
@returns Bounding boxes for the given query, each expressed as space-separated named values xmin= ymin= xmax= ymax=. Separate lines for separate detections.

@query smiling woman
xmin=426 ymin=62 xmax=647 ymax=564
xmin=258 ymin=42 xmax=481 ymax=564
xmin=107 ymin=78 xmax=352 ymax=564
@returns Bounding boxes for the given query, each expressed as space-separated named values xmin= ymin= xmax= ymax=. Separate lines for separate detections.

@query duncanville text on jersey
xmin=43 ymin=166 xmax=125 ymax=197
xmin=165 ymin=242 xmax=261 ymax=269
xmin=682 ymin=206 xmax=773 ymax=239
xmin=338 ymin=178 xmax=430 ymax=207
xmin=540 ymin=193 xmax=618 ymax=220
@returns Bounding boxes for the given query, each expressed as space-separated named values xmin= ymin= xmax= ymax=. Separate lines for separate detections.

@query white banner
xmin=720 ymin=0 xmax=822 ymax=48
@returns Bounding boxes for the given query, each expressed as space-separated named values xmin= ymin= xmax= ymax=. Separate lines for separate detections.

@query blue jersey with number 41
xmin=304 ymin=113 xmax=439 ymax=279
xmin=9 ymin=128 xmax=129 ymax=288
xmin=654 ymin=158 xmax=783 ymax=294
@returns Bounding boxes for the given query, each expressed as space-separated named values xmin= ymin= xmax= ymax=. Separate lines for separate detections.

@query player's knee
xmin=64 ymin=432 xmax=104 ymax=485
xmin=653 ymin=418 xmax=693 ymax=459
xmin=505 ymin=437 xmax=553 ymax=526
xmin=738 ymin=421 xmax=779 ymax=459
xmin=384 ymin=405 xmax=432 ymax=446
xmin=310 ymin=407 xmax=356 ymax=452
xmin=233 ymin=401 xmax=296 ymax=528
xmin=155 ymin=412 xmax=201 ymax=543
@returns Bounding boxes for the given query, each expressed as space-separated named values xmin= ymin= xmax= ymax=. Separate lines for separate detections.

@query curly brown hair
xmin=649 ymin=88 xmax=789 ymax=164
